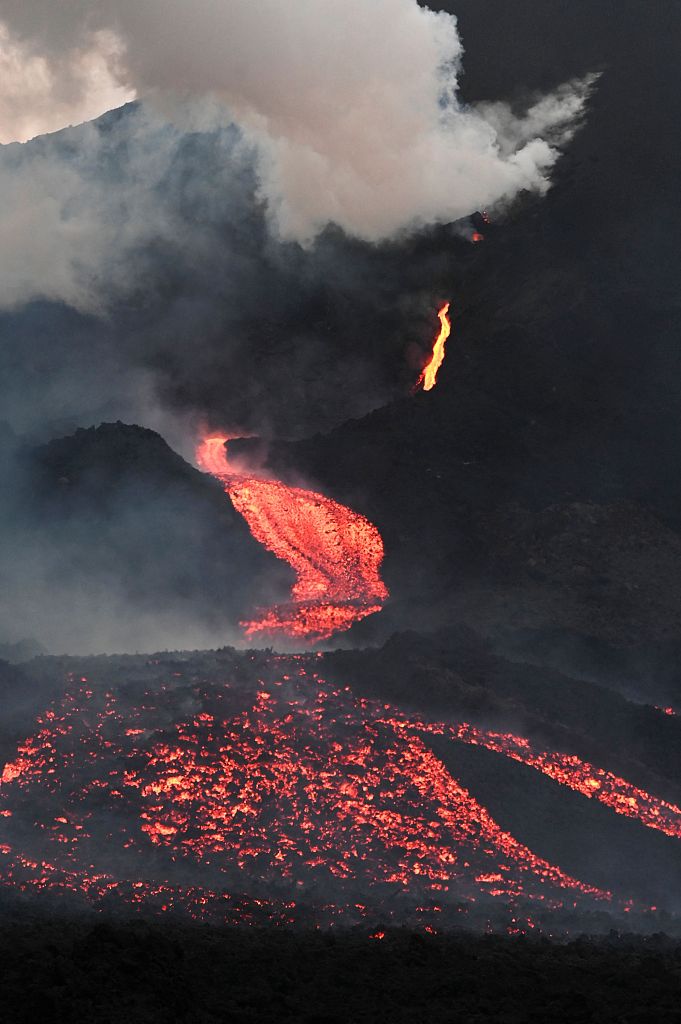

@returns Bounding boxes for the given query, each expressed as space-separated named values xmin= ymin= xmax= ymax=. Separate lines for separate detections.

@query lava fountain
xmin=417 ymin=302 xmax=452 ymax=392
xmin=196 ymin=438 xmax=388 ymax=642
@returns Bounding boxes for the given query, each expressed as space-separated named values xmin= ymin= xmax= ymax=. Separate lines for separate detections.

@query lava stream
xmin=417 ymin=302 xmax=451 ymax=391
xmin=391 ymin=717 xmax=681 ymax=841
xmin=196 ymin=438 xmax=387 ymax=641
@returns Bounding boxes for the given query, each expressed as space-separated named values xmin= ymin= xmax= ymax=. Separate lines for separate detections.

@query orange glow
xmin=391 ymin=717 xmax=681 ymax=842
xmin=0 ymin=667 xmax=616 ymax=929
xmin=196 ymin=437 xmax=388 ymax=641
xmin=471 ymin=231 xmax=484 ymax=243
xmin=417 ymin=302 xmax=451 ymax=392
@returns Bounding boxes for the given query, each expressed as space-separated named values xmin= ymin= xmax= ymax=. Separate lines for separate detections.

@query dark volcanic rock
xmin=4 ymin=923 xmax=681 ymax=1024
xmin=223 ymin=1 xmax=681 ymax=666
xmin=0 ymin=422 xmax=291 ymax=653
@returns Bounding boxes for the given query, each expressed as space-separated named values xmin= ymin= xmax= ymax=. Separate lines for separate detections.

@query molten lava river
xmin=196 ymin=300 xmax=459 ymax=642
xmin=1 ymin=304 xmax=673 ymax=932
xmin=3 ymin=653 xmax=676 ymax=931
xmin=196 ymin=438 xmax=388 ymax=641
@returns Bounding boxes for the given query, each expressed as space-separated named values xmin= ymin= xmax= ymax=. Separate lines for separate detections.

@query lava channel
xmin=389 ymin=717 xmax=681 ymax=841
xmin=417 ymin=302 xmax=452 ymax=392
xmin=197 ymin=437 xmax=388 ymax=641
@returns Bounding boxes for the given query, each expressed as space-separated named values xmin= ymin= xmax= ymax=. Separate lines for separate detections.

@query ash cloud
xmin=0 ymin=1 xmax=597 ymax=654
xmin=0 ymin=0 xmax=597 ymax=442
xmin=0 ymin=0 xmax=594 ymax=246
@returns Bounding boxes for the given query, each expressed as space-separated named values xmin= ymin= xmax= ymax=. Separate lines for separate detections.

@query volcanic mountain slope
xmin=1 ymin=0 xmax=680 ymax=948
xmin=438 ymin=0 xmax=681 ymax=523
xmin=227 ymin=0 xmax=681 ymax=672
xmin=1 ymin=638 xmax=681 ymax=933
xmin=0 ymin=423 xmax=291 ymax=654
xmin=242 ymin=396 xmax=681 ymax=663
xmin=7 ymin=415 xmax=681 ymax=702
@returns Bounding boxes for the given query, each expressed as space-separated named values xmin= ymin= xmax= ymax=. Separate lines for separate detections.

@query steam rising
xmin=0 ymin=23 xmax=132 ymax=145
xmin=0 ymin=1 xmax=597 ymax=654
xmin=0 ymin=0 xmax=595 ymax=249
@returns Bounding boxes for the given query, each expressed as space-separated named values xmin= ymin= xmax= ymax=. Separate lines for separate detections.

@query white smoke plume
xmin=0 ymin=0 xmax=595 ymax=249
xmin=0 ymin=23 xmax=132 ymax=144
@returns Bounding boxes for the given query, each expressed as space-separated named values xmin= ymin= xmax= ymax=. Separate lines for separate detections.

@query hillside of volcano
xmin=240 ymin=0 xmax=681 ymax=696
xmin=0 ymin=423 xmax=291 ymax=653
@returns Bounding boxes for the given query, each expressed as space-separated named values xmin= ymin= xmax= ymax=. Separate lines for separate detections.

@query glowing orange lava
xmin=389 ymin=717 xmax=681 ymax=841
xmin=417 ymin=302 xmax=451 ymax=391
xmin=0 ymin=665 xmax=619 ymax=929
xmin=196 ymin=438 xmax=388 ymax=641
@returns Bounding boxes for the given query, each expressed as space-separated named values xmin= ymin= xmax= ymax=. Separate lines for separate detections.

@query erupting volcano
xmin=417 ymin=302 xmax=452 ymax=392
xmin=3 ymin=295 xmax=671 ymax=936
xmin=196 ymin=438 xmax=388 ymax=642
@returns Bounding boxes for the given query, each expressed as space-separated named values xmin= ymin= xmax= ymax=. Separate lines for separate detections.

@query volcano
xmin=1 ymin=0 xmax=681 ymax=956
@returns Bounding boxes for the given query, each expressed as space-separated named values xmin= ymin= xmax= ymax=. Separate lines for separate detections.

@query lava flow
xmin=417 ymin=302 xmax=451 ymax=391
xmin=197 ymin=438 xmax=388 ymax=641
xmin=0 ymin=662 xmax=615 ymax=931
xmin=391 ymin=717 xmax=681 ymax=841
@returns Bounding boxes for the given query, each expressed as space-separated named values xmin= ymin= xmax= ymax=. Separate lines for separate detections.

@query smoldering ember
xmin=1 ymin=1 xmax=681 ymax=1021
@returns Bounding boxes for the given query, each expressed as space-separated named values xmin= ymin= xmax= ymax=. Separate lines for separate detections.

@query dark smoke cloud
xmin=0 ymin=101 xmax=469 ymax=443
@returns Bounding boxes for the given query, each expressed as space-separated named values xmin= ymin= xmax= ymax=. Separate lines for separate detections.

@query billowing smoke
xmin=0 ymin=22 xmax=132 ymax=145
xmin=0 ymin=0 xmax=594 ymax=246
xmin=0 ymin=0 xmax=597 ymax=438
xmin=0 ymin=1 xmax=597 ymax=654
